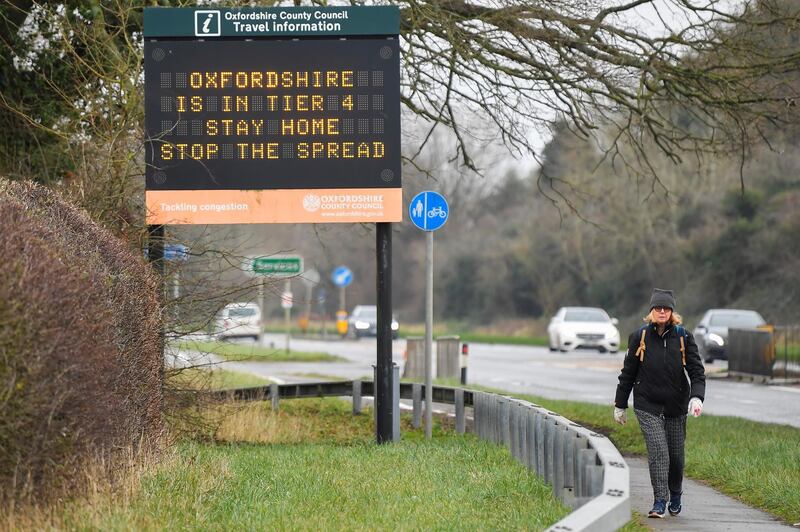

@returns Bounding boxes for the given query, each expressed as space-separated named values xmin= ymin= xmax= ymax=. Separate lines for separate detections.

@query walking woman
xmin=613 ymin=289 xmax=706 ymax=518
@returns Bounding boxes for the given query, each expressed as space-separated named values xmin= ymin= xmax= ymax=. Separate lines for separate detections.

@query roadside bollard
xmin=500 ymin=398 xmax=511 ymax=448
xmin=517 ymin=403 xmax=528 ymax=466
xmin=526 ymin=410 xmax=537 ymax=471
xmin=554 ymin=423 xmax=566 ymax=497
xmin=270 ymin=383 xmax=279 ymax=412
xmin=510 ymin=401 xmax=519 ymax=459
xmin=412 ymin=383 xmax=422 ymax=428
xmin=544 ymin=418 xmax=555 ymax=485
xmin=455 ymin=388 xmax=465 ymax=434
xmin=352 ymin=380 xmax=362 ymax=415
xmin=535 ymin=413 xmax=545 ymax=475
xmin=563 ymin=430 xmax=579 ymax=505
xmin=460 ymin=343 xmax=468 ymax=385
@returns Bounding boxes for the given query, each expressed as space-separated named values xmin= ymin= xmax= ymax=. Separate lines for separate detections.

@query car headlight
xmin=707 ymin=333 xmax=724 ymax=346
xmin=355 ymin=320 xmax=370 ymax=330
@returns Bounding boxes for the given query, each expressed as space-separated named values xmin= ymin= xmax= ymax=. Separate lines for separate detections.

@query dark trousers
xmin=634 ymin=409 xmax=686 ymax=501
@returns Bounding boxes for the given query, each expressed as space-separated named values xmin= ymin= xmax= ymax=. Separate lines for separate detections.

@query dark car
xmin=693 ymin=309 xmax=766 ymax=363
xmin=348 ymin=305 xmax=399 ymax=339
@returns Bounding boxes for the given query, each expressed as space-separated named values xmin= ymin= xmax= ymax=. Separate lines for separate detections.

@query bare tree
xmin=398 ymin=0 xmax=800 ymax=196
xmin=1 ymin=0 xmax=798 ymax=225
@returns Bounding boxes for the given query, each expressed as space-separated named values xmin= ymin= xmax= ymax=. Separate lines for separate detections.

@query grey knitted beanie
xmin=649 ymin=288 xmax=676 ymax=310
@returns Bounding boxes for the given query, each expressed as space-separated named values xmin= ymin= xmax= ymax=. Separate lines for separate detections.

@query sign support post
xmin=284 ymin=279 xmax=292 ymax=353
xmin=409 ymin=191 xmax=449 ymax=439
xmin=425 ymin=230 xmax=434 ymax=438
xmin=376 ymin=222 xmax=393 ymax=443
xmin=258 ymin=279 xmax=265 ymax=337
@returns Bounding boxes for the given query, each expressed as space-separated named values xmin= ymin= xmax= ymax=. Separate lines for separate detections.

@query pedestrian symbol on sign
xmin=412 ymin=199 xmax=423 ymax=219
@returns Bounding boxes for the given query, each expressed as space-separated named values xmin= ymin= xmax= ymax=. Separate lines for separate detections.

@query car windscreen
xmin=709 ymin=313 xmax=763 ymax=328
xmin=229 ymin=308 xmax=257 ymax=318
xmin=564 ymin=309 xmax=608 ymax=322
xmin=355 ymin=308 xmax=377 ymax=319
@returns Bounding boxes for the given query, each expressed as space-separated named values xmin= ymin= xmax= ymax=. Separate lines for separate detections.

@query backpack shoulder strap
xmin=675 ymin=325 xmax=687 ymax=366
xmin=634 ymin=326 xmax=647 ymax=362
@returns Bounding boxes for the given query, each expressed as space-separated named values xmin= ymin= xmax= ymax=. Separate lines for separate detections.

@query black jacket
xmin=615 ymin=323 xmax=706 ymax=417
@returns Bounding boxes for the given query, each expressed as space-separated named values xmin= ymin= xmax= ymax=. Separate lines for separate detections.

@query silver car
xmin=692 ymin=309 xmax=766 ymax=363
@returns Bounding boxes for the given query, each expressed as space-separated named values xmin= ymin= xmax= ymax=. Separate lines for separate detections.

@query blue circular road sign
xmin=409 ymin=191 xmax=449 ymax=231
xmin=331 ymin=266 xmax=353 ymax=287
xmin=164 ymin=243 xmax=189 ymax=262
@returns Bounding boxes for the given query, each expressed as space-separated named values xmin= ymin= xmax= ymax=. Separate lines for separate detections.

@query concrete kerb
xmin=484 ymin=399 xmax=628 ymax=531
xmin=544 ymin=412 xmax=630 ymax=532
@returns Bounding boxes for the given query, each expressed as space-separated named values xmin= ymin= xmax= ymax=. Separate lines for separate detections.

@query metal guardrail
xmin=209 ymin=381 xmax=630 ymax=532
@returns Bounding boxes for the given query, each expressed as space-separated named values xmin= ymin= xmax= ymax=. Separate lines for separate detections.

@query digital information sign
xmin=144 ymin=7 xmax=400 ymax=224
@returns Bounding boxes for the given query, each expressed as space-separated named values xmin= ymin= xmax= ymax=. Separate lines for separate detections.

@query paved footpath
xmin=627 ymin=456 xmax=795 ymax=531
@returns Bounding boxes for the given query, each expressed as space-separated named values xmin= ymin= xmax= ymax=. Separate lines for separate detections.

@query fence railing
xmin=773 ymin=325 xmax=800 ymax=378
xmin=209 ymin=381 xmax=630 ymax=532
xmin=728 ymin=326 xmax=800 ymax=379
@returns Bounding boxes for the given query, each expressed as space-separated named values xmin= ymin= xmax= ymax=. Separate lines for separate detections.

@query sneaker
xmin=648 ymin=499 xmax=667 ymax=518
xmin=669 ymin=491 xmax=682 ymax=516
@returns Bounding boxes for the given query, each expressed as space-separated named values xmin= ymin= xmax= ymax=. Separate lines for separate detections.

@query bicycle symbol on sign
xmin=427 ymin=206 xmax=447 ymax=218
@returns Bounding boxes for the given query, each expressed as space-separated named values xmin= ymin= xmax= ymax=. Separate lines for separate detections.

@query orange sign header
xmin=146 ymin=188 xmax=402 ymax=224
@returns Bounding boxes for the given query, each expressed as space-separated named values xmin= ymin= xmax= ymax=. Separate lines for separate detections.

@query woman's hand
xmin=613 ymin=407 xmax=627 ymax=425
xmin=688 ymin=397 xmax=703 ymax=417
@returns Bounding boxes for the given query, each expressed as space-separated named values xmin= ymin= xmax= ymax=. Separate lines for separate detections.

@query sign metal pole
xmin=425 ymin=230 xmax=434 ymax=438
xmin=376 ymin=222 xmax=393 ymax=443
xmin=284 ymin=279 xmax=291 ymax=353
xmin=408 ymin=190 xmax=449 ymax=440
xmin=258 ymin=278 xmax=265 ymax=338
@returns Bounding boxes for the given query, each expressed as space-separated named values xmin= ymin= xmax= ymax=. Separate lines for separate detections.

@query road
xmin=184 ymin=333 xmax=800 ymax=429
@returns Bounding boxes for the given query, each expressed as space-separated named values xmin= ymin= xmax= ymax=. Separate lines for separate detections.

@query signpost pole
xmin=376 ymin=222 xmax=393 ymax=443
xmin=424 ymin=230 xmax=433 ymax=438
xmin=258 ymin=278 xmax=265 ymax=339
xmin=172 ymin=270 xmax=181 ymax=320
xmin=321 ymin=292 xmax=328 ymax=341
xmin=409 ymin=190 xmax=449 ymax=440
xmin=284 ymin=279 xmax=291 ymax=353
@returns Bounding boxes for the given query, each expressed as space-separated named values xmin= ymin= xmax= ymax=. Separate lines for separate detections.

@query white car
xmin=214 ymin=302 xmax=262 ymax=341
xmin=547 ymin=307 xmax=620 ymax=353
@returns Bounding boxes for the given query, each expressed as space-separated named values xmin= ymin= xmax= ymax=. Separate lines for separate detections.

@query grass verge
xmin=168 ymin=367 xmax=271 ymax=390
xmin=473 ymin=386 xmax=800 ymax=525
xmin=177 ymin=340 xmax=344 ymax=362
xmin=35 ymin=400 xmax=572 ymax=530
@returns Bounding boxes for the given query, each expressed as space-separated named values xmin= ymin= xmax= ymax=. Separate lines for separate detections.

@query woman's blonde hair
xmin=643 ymin=309 xmax=683 ymax=325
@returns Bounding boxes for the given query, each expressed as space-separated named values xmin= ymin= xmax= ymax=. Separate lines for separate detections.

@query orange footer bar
xmin=146 ymin=188 xmax=403 ymax=224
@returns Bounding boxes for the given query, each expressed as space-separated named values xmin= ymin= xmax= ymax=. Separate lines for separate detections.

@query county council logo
xmin=302 ymin=194 xmax=321 ymax=212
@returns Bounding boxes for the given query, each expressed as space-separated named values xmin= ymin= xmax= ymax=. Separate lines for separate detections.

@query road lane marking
xmin=771 ymin=386 xmax=800 ymax=394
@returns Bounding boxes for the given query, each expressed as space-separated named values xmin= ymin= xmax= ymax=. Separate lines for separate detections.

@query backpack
xmin=634 ymin=324 xmax=687 ymax=366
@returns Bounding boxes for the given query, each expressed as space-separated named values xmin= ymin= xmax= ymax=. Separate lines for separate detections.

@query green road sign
xmin=144 ymin=6 xmax=399 ymax=38
xmin=251 ymin=255 xmax=303 ymax=277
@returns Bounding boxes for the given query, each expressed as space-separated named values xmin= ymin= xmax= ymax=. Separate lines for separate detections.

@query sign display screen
xmin=143 ymin=7 xmax=401 ymax=225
